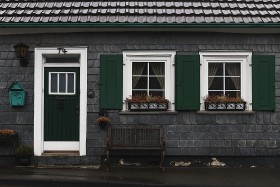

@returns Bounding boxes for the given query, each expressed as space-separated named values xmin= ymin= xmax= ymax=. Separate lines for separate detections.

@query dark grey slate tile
xmin=166 ymin=2 xmax=173 ymax=8
xmin=256 ymin=4 xmax=265 ymax=9
xmin=201 ymin=2 xmax=210 ymax=8
xmin=174 ymin=2 xmax=183 ymax=7
xmin=220 ymin=3 xmax=229 ymax=8
xmin=55 ymin=2 xmax=63 ymax=8
xmin=224 ymin=17 xmax=234 ymax=23
xmin=194 ymin=9 xmax=203 ymax=15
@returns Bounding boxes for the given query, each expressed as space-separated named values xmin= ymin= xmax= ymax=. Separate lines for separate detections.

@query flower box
xmin=96 ymin=115 xmax=110 ymax=129
xmin=0 ymin=133 xmax=18 ymax=144
xmin=126 ymin=95 xmax=169 ymax=111
xmin=205 ymin=102 xmax=246 ymax=111
xmin=128 ymin=102 xmax=168 ymax=111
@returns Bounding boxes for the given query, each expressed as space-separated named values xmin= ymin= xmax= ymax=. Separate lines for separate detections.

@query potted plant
xmin=126 ymin=94 xmax=169 ymax=111
xmin=15 ymin=146 xmax=33 ymax=166
xmin=96 ymin=116 xmax=111 ymax=129
xmin=204 ymin=95 xmax=246 ymax=111
xmin=0 ymin=129 xmax=18 ymax=143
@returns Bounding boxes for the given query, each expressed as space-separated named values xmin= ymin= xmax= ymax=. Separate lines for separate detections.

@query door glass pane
xmin=50 ymin=73 xmax=58 ymax=93
xmin=67 ymin=73 xmax=75 ymax=93
xmin=59 ymin=73 xmax=66 ymax=93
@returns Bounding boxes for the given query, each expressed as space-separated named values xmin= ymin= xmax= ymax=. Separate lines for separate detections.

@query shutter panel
xmin=100 ymin=54 xmax=123 ymax=110
xmin=252 ymin=55 xmax=275 ymax=111
xmin=175 ymin=55 xmax=200 ymax=110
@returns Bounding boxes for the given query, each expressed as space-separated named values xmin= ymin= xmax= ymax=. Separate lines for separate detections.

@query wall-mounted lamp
xmin=14 ymin=43 xmax=29 ymax=67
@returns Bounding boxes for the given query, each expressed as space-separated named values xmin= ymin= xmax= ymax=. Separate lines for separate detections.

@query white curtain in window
xmin=132 ymin=63 xmax=145 ymax=88
xmin=151 ymin=63 xmax=165 ymax=89
xmin=208 ymin=63 xmax=219 ymax=89
xmin=226 ymin=64 xmax=240 ymax=90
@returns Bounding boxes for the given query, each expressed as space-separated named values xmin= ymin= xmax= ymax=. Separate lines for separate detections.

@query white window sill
xmin=119 ymin=111 xmax=178 ymax=115
xmin=196 ymin=111 xmax=255 ymax=115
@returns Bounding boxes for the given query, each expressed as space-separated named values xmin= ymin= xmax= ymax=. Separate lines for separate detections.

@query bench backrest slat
xmin=108 ymin=127 xmax=164 ymax=147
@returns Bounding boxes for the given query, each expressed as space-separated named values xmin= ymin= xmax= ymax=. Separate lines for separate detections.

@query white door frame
xmin=34 ymin=47 xmax=87 ymax=156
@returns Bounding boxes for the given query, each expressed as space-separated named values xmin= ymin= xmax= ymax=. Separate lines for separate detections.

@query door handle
xmin=76 ymin=105 xmax=79 ymax=114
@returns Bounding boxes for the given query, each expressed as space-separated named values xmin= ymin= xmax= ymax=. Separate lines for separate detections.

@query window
xmin=208 ymin=62 xmax=241 ymax=97
xmin=123 ymin=51 xmax=176 ymax=111
xmin=200 ymin=52 xmax=252 ymax=111
xmin=49 ymin=72 xmax=76 ymax=95
xmin=132 ymin=62 xmax=165 ymax=96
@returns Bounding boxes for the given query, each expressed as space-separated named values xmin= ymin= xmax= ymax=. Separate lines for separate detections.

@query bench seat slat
xmin=109 ymin=147 xmax=164 ymax=150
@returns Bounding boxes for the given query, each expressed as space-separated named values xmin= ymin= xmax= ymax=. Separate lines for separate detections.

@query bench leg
xmin=160 ymin=150 xmax=165 ymax=172
xmin=106 ymin=149 xmax=110 ymax=172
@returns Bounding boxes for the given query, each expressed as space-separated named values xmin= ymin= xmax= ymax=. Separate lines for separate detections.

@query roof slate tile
xmin=0 ymin=1 xmax=279 ymax=25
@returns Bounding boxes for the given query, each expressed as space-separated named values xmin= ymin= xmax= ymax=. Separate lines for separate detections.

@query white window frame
xmin=49 ymin=72 xmax=76 ymax=95
xmin=123 ymin=51 xmax=176 ymax=111
xmin=200 ymin=51 xmax=252 ymax=111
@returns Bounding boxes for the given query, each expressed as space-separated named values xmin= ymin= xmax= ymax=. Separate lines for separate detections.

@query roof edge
xmin=1 ymin=22 xmax=280 ymax=29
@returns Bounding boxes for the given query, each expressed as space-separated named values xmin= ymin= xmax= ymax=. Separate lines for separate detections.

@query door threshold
xmin=42 ymin=151 xmax=79 ymax=156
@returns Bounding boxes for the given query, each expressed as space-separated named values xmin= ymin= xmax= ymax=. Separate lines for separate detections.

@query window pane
xmin=50 ymin=73 xmax=58 ymax=93
xmin=132 ymin=91 xmax=147 ymax=96
xmin=132 ymin=62 xmax=147 ymax=75
xmin=225 ymin=77 xmax=240 ymax=90
xmin=45 ymin=57 xmax=79 ymax=63
xmin=133 ymin=77 xmax=147 ymax=89
xmin=208 ymin=77 xmax=223 ymax=90
xmin=209 ymin=63 xmax=223 ymax=76
xmin=149 ymin=91 xmax=164 ymax=97
xmin=225 ymin=91 xmax=241 ymax=98
xmin=149 ymin=77 xmax=164 ymax=89
xmin=149 ymin=62 xmax=165 ymax=75
xmin=67 ymin=73 xmax=75 ymax=93
xmin=225 ymin=63 xmax=240 ymax=76
xmin=208 ymin=91 xmax=223 ymax=96
xmin=59 ymin=73 xmax=66 ymax=93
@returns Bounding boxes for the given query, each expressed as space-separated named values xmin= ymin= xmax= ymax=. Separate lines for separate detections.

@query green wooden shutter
xmin=252 ymin=55 xmax=275 ymax=111
xmin=100 ymin=54 xmax=123 ymax=110
xmin=175 ymin=55 xmax=200 ymax=110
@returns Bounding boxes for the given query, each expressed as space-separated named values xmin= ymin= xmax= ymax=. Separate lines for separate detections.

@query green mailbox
xmin=8 ymin=82 xmax=26 ymax=107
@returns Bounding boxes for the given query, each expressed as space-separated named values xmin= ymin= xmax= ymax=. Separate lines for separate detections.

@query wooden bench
xmin=105 ymin=126 xmax=165 ymax=171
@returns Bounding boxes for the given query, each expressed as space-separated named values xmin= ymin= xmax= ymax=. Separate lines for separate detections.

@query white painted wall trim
xmin=34 ymin=47 xmax=87 ymax=156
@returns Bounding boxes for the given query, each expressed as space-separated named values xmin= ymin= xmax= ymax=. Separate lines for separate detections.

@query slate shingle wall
xmin=1 ymin=32 xmax=280 ymax=164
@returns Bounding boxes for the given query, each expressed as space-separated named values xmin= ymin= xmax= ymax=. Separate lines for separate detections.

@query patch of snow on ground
xmin=118 ymin=159 xmax=141 ymax=166
xmin=172 ymin=161 xmax=191 ymax=167
xmin=208 ymin=158 xmax=226 ymax=167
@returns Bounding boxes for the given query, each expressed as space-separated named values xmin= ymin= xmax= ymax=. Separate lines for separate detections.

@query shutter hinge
xmin=249 ymin=63 xmax=252 ymax=66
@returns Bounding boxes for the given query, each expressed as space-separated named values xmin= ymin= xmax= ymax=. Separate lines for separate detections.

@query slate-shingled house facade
xmin=0 ymin=0 xmax=280 ymax=165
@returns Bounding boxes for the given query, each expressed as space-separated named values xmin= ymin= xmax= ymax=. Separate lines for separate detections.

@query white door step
xmin=42 ymin=151 xmax=79 ymax=156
